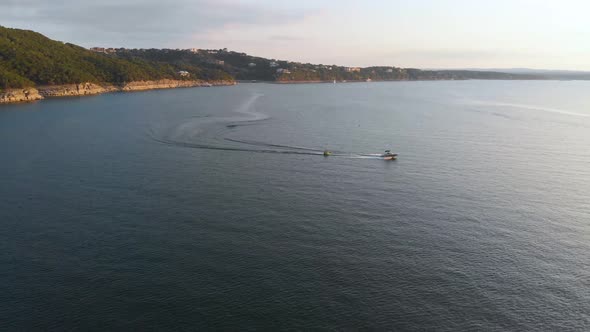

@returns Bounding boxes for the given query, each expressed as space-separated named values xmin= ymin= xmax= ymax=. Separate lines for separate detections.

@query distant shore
xmin=239 ymin=77 xmax=554 ymax=85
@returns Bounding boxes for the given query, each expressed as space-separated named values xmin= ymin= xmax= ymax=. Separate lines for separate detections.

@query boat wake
xmin=224 ymin=138 xmax=326 ymax=153
xmin=149 ymin=93 xmax=395 ymax=159
xmin=462 ymin=100 xmax=590 ymax=118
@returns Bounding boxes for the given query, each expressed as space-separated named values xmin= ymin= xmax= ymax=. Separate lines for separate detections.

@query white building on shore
xmin=345 ymin=67 xmax=361 ymax=73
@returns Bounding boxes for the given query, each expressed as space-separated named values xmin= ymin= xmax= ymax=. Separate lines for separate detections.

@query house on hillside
xmin=189 ymin=48 xmax=199 ymax=53
xmin=345 ymin=67 xmax=361 ymax=72
xmin=248 ymin=63 xmax=257 ymax=67
xmin=89 ymin=47 xmax=118 ymax=54
xmin=277 ymin=68 xmax=291 ymax=74
xmin=178 ymin=71 xmax=190 ymax=77
xmin=269 ymin=61 xmax=279 ymax=67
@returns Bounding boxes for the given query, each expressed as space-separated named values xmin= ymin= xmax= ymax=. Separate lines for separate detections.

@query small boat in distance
xmin=323 ymin=150 xmax=332 ymax=157
xmin=381 ymin=150 xmax=397 ymax=160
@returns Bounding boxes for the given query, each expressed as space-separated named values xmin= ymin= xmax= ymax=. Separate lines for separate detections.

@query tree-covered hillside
xmin=113 ymin=48 xmax=233 ymax=82
xmin=0 ymin=25 xmax=555 ymax=91
xmin=0 ymin=26 xmax=231 ymax=89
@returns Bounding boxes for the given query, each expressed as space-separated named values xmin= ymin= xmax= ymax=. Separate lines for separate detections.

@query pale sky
xmin=2 ymin=0 xmax=590 ymax=70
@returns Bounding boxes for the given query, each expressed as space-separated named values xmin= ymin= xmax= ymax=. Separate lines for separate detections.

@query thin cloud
xmin=268 ymin=35 xmax=305 ymax=41
xmin=0 ymin=0 xmax=316 ymax=47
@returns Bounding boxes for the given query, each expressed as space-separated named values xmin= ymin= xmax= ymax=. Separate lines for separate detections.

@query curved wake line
xmin=155 ymin=136 xmax=384 ymax=158
xmin=156 ymin=93 xmax=268 ymax=142
xmin=224 ymin=138 xmax=324 ymax=152
xmin=233 ymin=93 xmax=268 ymax=120
xmin=466 ymin=100 xmax=590 ymax=118
xmin=153 ymin=136 xmax=324 ymax=156
xmin=150 ymin=93 xmax=394 ymax=160
xmin=149 ymin=91 xmax=326 ymax=156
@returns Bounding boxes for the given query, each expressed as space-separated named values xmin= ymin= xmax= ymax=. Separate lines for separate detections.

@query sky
xmin=1 ymin=0 xmax=590 ymax=70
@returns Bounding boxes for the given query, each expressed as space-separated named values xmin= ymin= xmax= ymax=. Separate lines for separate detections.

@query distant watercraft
xmin=381 ymin=150 xmax=397 ymax=160
xmin=323 ymin=150 xmax=332 ymax=156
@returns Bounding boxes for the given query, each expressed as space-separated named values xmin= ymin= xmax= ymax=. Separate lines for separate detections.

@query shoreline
xmin=0 ymin=79 xmax=237 ymax=105
xmin=2 ymin=77 xmax=578 ymax=105
xmin=241 ymin=77 xmax=552 ymax=85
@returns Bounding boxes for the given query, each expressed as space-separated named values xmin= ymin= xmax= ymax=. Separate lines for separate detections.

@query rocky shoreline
xmin=0 ymin=88 xmax=44 ymax=103
xmin=0 ymin=79 xmax=236 ymax=104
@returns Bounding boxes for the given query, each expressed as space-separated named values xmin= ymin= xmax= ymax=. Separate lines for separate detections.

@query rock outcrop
xmin=0 ymin=88 xmax=44 ymax=104
xmin=120 ymin=79 xmax=236 ymax=91
xmin=37 ymin=82 xmax=117 ymax=97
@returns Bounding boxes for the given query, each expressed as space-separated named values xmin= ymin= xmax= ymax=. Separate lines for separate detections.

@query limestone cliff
xmin=120 ymin=79 xmax=236 ymax=91
xmin=0 ymin=88 xmax=44 ymax=104
xmin=37 ymin=82 xmax=117 ymax=97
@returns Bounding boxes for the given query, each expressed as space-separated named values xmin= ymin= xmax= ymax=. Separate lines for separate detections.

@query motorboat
xmin=381 ymin=150 xmax=397 ymax=160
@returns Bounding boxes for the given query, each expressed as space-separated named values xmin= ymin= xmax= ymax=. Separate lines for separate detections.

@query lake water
xmin=1 ymin=81 xmax=589 ymax=330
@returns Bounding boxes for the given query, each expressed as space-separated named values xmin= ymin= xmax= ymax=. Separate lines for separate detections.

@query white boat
xmin=380 ymin=150 xmax=397 ymax=160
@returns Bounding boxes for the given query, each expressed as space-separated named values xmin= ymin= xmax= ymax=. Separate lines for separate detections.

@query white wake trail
xmin=464 ymin=100 xmax=590 ymax=118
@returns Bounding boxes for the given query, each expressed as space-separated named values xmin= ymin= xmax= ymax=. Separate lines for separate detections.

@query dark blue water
xmin=1 ymin=81 xmax=589 ymax=330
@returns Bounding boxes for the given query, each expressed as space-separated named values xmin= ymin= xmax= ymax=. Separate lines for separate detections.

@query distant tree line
xmin=0 ymin=25 xmax=544 ymax=91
